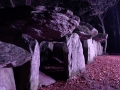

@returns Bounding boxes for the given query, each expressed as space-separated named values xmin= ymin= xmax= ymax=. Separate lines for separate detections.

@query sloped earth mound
xmin=39 ymin=55 xmax=120 ymax=90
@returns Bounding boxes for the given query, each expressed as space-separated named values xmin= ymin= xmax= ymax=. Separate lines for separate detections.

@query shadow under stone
xmin=13 ymin=61 xmax=30 ymax=90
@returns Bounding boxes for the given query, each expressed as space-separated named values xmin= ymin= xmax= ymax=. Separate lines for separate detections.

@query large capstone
xmin=0 ymin=41 xmax=31 ymax=68
xmin=0 ymin=6 xmax=80 ymax=42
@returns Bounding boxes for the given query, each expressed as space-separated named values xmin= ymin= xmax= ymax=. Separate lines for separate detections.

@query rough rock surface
xmin=26 ymin=6 xmax=80 ymax=41
xmin=64 ymin=33 xmax=85 ymax=78
xmin=0 ymin=68 xmax=16 ymax=90
xmin=0 ymin=6 xmax=80 ymax=42
xmin=0 ymin=41 xmax=31 ymax=68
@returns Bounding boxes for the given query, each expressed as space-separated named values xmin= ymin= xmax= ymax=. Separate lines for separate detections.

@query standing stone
xmin=83 ymin=39 xmax=103 ymax=64
xmin=64 ymin=33 xmax=85 ymax=78
xmin=92 ymin=40 xmax=98 ymax=57
xmin=83 ymin=38 xmax=96 ymax=64
xmin=30 ymin=40 xmax=40 ymax=90
xmin=0 ymin=68 xmax=16 ymax=90
xmin=97 ymin=42 xmax=103 ymax=55
xmin=92 ymin=40 xmax=103 ymax=56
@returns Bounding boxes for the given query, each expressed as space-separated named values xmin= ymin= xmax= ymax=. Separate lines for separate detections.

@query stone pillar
xmin=83 ymin=38 xmax=95 ymax=64
xmin=30 ymin=40 xmax=40 ymax=90
xmin=92 ymin=40 xmax=98 ymax=57
xmin=92 ymin=40 xmax=103 ymax=56
xmin=97 ymin=42 xmax=103 ymax=55
xmin=64 ymin=33 xmax=85 ymax=78
xmin=83 ymin=39 xmax=103 ymax=64
xmin=0 ymin=68 xmax=16 ymax=90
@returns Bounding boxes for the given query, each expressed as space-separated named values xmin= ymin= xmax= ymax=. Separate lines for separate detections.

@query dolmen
xmin=0 ymin=6 xmax=82 ymax=90
xmin=0 ymin=5 xmax=107 ymax=90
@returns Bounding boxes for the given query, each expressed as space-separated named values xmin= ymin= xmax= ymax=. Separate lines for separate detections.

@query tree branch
xmin=10 ymin=0 xmax=15 ymax=7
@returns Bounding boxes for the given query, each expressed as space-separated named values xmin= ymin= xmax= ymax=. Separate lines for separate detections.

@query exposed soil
xmin=39 ymin=55 xmax=120 ymax=90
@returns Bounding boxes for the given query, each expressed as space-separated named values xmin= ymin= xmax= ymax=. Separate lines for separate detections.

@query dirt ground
xmin=39 ymin=55 xmax=120 ymax=90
